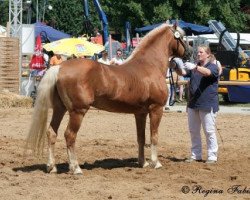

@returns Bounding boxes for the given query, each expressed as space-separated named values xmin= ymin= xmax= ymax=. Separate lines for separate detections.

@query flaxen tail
xmin=25 ymin=66 xmax=60 ymax=157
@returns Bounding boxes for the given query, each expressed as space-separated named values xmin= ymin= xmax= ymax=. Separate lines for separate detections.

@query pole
xmin=36 ymin=0 xmax=38 ymax=22
xmin=109 ymin=34 xmax=112 ymax=59
xmin=42 ymin=0 xmax=47 ymax=22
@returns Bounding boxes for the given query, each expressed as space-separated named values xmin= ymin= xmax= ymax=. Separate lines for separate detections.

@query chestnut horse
xmin=25 ymin=23 xmax=189 ymax=174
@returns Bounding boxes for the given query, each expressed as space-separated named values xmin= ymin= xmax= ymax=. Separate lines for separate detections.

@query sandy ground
xmin=0 ymin=107 xmax=249 ymax=200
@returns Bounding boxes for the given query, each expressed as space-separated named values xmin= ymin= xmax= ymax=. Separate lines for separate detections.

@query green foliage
xmin=0 ymin=0 xmax=249 ymax=37
xmin=45 ymin=0 xmax=84 ymax=36
xmin=0 ymin=1 xmax=9 ymax=26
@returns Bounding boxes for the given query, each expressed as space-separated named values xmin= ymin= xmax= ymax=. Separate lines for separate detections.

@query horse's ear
xmin=173 ymin=22 xmax=178 ymax=30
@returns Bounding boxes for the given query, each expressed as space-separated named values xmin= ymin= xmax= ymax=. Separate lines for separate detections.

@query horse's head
xmin=169 ymin=23 xmax=192 ymax=60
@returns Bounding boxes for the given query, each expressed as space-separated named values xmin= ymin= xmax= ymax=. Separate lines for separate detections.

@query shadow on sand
xmin=12 ymin=157 xmax=139 ymax=174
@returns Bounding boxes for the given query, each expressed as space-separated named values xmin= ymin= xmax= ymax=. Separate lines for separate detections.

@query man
xmin=110 ymin=49 xmax=124 ymax=65
xmin=50 ymin=53 xmax=63 ymax=66
xmin=98 ymin=50 xmax=110 ymax=65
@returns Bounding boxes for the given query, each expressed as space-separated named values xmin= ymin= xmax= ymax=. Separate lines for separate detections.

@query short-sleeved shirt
xmin=111 ymin=57 xmax=123 ymax=65
xmin=50 ymin=56 xmax=63 ymax=66
xmin=98 ymin=58 xmax=110 ymax=65
xmin=188 ymin=62 xmax=219 ymax=113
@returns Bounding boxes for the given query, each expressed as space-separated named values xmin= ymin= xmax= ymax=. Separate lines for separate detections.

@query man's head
xmin=102 ymin=50 xmax=108 ymax=58
xmin=116 ymin=49 xmax=122 ymax=57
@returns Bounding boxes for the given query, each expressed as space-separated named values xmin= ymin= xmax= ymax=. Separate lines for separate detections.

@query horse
xmin=25 ymin=23 xmax=190 ymax=174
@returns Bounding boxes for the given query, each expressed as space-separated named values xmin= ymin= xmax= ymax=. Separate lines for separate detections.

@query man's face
xmin=117 ymin=51 xmax=122 ymax=57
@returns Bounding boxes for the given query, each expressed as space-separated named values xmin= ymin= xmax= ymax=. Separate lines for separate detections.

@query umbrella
xmin=43 ymin=37 xmax=105 ymax=57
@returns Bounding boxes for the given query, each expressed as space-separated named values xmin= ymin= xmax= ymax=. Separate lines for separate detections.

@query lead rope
xmin=169 ymin=68 xmax=177 ymax=106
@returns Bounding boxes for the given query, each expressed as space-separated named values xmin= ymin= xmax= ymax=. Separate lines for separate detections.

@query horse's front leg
xmin=65 ymin=110 xmax=85 ymax=175
xmin=134 ymin=113 xmax=149 ymax=168
xmin=149 ymin=105 xmax=163 ymax=169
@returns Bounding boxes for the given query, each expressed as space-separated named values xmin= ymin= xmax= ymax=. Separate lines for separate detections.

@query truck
xmin=208 ymin=20 xmax=250 ymax=102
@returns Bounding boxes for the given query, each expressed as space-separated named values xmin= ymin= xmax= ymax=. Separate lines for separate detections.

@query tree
xmin=0 ymin=1 xmax=9 ymax=27
xmin=0 ymin=0 xmax=249 ymax=37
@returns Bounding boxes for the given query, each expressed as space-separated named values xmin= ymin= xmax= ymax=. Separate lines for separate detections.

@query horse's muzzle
xmin=183 ymin=46 xmax=193 ymax=61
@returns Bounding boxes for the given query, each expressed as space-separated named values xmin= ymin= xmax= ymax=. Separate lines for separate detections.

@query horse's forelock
xmin=176 ymin=26 xmax=185 ymax=38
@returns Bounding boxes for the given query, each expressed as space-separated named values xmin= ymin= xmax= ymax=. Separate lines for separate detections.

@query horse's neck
xmin=126 ymin=36 xmax=170 ymax=73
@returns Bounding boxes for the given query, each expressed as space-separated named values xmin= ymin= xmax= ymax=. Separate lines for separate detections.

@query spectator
xmin=98 ymin=50 xmax=110 ymax=65
xmin=177 ymin=75 xmax=184 ymax=102
xmin=210 ymin=54 xmax=222 ymax=76
xmin=110 ymin=49 xmax=124 ymax=65
xmin=50 ymin=53 xmax=63 ymax=66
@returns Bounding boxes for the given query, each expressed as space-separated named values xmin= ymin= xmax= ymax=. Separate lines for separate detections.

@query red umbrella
xmin=30 ymin=35 xmax=45 ymax=70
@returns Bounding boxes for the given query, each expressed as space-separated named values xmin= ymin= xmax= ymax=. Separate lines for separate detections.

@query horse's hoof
xmin=154 ymin=161 xmax=162 ymax=169
xmin=47 ymin=165 xmax=57 ymax=173
xmin=70 ymin=165 xmax=83 ymax=175
xmin=73 ymin=167 xmax=83 ymax=175
xmin=138 ymin=160 xmax=149 ymax=168
xmin=143 ymin=161 xmax=150 ymax=168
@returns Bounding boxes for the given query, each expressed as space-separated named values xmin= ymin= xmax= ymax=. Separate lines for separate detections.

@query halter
xmin=167 ymin=27 xmax=191 ymax=106
xmin=171 ymin=28 xmax=191 ymax=60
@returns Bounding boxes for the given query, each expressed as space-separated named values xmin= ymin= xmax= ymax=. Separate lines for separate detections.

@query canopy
xmin=135 ymin=20 xmax=213 ymax=35
xmin=35 ymin=22 xmax=71 ymax=43
xmin=43 ymin=37 xmax=105 ymax=57
xmin=0 ymin=25 xmax=7 ymax=37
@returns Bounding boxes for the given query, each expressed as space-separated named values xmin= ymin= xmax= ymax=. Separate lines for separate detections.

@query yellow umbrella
xmin=43 ymin=37 xmax=105 ymax=57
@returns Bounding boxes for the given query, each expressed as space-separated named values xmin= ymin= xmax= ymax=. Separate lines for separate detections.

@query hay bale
xmin=0 ymin=89 xmax=33 ymax=108
xmin=0 ymin=37 xmax=19 ymax=93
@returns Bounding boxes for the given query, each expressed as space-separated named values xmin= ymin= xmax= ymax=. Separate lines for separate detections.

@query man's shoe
xmin=185 ymin=158 xmax=202 ymax=163
xmin=164 ymin=107 xmax=170 ymax=111
xmin=205 ymin=160 xmax=217 ymax=164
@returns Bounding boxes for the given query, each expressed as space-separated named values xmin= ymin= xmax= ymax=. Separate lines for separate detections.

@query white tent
xmin=0 ymin=25 xmax=7 ymax=37
xmin=188 ymin=33 xmax=250 ymax=46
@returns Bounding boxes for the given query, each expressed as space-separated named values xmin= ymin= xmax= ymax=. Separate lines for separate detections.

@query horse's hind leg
xmin=47 ymin=94 xmax=66 ymax=173
xmin=65 ymin=110 xmax=86 ymax=175
xmin=135 ymin=113 xmax=149 ymax=168
xmin=149 ymin=105 xmax=163 ymax=169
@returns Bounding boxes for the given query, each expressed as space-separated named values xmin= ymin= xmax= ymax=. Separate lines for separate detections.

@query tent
xmin=135 ymin=20 xmax=213 ymax=35
xmin=0 ymin=25 xmax=7 ymax=37
xmin=35 ymin=22 xmax=71 ymax=43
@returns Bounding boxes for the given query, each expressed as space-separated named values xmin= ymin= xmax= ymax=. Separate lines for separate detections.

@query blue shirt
xmin=188 ymin=62 xmax=219 ymax=113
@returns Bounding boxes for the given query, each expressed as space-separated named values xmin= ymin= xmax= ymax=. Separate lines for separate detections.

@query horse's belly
xmin=92 ymin=98 xmax=148 ymax=114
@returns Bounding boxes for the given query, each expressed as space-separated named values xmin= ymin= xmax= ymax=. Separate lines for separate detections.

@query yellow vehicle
xmin=219 ymin=67 xmax=250 ymax=101
xmin=215 ymin=30 xmax=250 ymax=102
xmin=208 ymin=20 xmax=250 ymax=102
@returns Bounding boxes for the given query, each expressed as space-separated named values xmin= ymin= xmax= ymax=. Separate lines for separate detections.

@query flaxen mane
xmin=125 ymin=23 xmax=185 ymax=63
